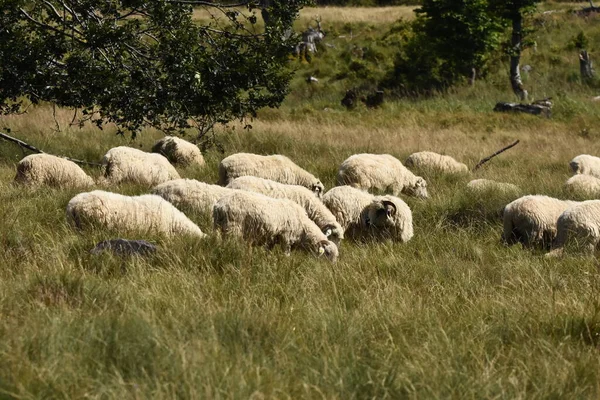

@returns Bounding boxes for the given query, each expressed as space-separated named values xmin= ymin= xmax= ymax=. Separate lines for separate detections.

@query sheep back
xmin=66 ymin=190 xmax=206 ymax=239
xmin=152 ymin=136 xmax=205 ymax=167
xmin=227 ymin=176 xmax=344 ymax=244
xmin=565 ymin=174 xmax=600 ymax=197
xmin=405 ymin=151 xmax=469 ymax=175
xmin=15 ymin=153 xmax=94 ymax=188
xmin=337 ymin=153 xmax=428 ymax=199
xmin=101 ymin=146 xmax=180 ymax=187
xmin=218 ymin=153 xmax=324 ymax=197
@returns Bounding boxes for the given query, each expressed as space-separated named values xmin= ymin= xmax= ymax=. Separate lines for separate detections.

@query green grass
xmin=2 ymin=3 xmax=600 ymax=398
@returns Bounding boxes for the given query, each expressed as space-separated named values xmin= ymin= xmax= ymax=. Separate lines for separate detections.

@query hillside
xmin=1 ymin=3 xmax=600 ymax=398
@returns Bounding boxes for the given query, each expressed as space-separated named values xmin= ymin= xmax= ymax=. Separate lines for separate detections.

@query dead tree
xmin=510 ymin=13 xmax=528 ymax=101
xmin=580 ymin=50 xmax=595 ymax=80
xmin=473 ymin=140 xmax=520 ymax=171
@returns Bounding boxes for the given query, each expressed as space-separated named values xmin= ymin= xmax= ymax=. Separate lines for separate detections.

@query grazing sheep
xmin=66 ymin=190 xmax=206 ymax=239
xmin=548 ymin=200 xmax=600 ymax=255
xmin=569 ymin=154 xmax=600 ymax=178
xmin=502 ymin=195 xmax=578 ymax=248
xmin=218 ymin=153 xmax=325 ymax=197
xmin=466 ymin=179 xmax=521 ymax=196
xmin=151 ymin=136 xmax=205 ymax=167
xmin=101 ymin=146 xmax=180 ymax=187
xmin=227 ymin=176 xmax=344 ymax=244
xmin=322 ymin=185 xmax=413 ymax=242
xmin=405 ymin=151 xmax=469 ymax=175
xmin=151 ymin=179 xmax=237 ymax=220
xmin=565 ymin=174 xmax=600 ymax=197
xmin=337 ymin=153 xmax=428 ymax=199
xmin=14 ymin=153 xmax=94 ymax=188
xmin=213 ymin=191 xmax=338 ymax=262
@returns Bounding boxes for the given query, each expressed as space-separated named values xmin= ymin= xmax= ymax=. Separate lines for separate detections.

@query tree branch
xmin=473 ymin=140 xmax=520 ymax=171
xmin=0 ymin=132 xmax=102 ymax=167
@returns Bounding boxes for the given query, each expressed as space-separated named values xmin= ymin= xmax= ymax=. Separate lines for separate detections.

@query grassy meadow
xmin=2 ymin=2 xmax=600 ymax=398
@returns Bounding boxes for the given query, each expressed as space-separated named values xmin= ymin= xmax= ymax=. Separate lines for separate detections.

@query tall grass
xmin=1 ymin=5 xmax=600 ymax=399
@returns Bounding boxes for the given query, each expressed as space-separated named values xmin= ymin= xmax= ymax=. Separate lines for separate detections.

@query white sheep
xmin=337 ymin=153 xmax=428 ymax=199
xmin=100 ymin=146 xmax=180 ymax=187
xmin=569 ymin=154 xmax=600 ymax=178
xmin=565 ymin=174 xmax=600 ymax=197
xmin=14 ymin=153 xmax=94 ymax=188
xmin=213 ymin=190 xmax=339 ymax=262
xmin=322 ymin=185 xmax=413 ymax=242
xmin=502 ymin=195 xmax=578 ymax=248
xmin=227 ymin=176 xmax=344 ymax=244
xmin=548 ymin=200 xmax=600 ymax=255
xmin=151 ymin=136 xmax=205 ymax=167
xmin=66 ymin=190 xmax=206 ymax=239
xmin=151 ymin=179 xmax=238 ymax=220
xmin=218 ymin=153 xmax=325 ymax=197
xmin=466 ymin=179 xmax=521 ymax=196
xmin=405 ymin=151 xmax=469 ymax=175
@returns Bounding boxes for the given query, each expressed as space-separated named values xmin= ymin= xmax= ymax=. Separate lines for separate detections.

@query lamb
xmin=569 ymin=154 xmax=600 ymax=178
xmin=151 ymin=136 xmax=205 ymax=167
xmin=405 ymin=151 xmax=469 ymax=175
xmin=66 ymin=190 xmax=206 ymax=239
xmin=218 ymin=153 xmax=325 ymax=197
xmin=337 ymin=153 xmax=428 ymax=199
xmin=564 ymin=174 xmax=600 ymax=197
xmin=466 ymin=179 xmax=521 ymax=196
xmin=151 ymin=179 xmax=238 ymax=219
xmin=548 ymin=200 xmax=600 ymax=255
xmin=322 ymin=185 xmax=413 ymax=242
xmin=213 ymin=191 xmax=339 ymax=262
xmin=502 ymin=195 xmax=579 ymax=248
xmin=227 ymin=176 xmax=344 ymax=244
xmin=100 ymin=146 xmax=180 ymax=187
xmin=14 ymin=153 xmax=94 ymax=188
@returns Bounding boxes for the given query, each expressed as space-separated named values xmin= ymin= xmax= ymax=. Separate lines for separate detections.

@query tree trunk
xmin=580 ymin=50 xmax=595 ymax=80
xmin=510 ymin=13 xmax=528 ymax=101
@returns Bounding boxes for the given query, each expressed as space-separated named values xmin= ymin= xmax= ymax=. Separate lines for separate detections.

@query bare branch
xmin=0 ymin=132 xmax=102 ymax=167
xmin=473 ymin=140 xmax=520 ymax=171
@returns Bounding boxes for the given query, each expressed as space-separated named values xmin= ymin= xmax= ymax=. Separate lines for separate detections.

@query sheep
xmin=337 ymin=153 xmax=428 ymax=199
xmin=569 ymin=154 xmax=600 ymax=178
xmin=213 ymin=190 xmax=339 ymax=262
xmin=218 ymin=153 xmax=325 ymax=197
xmin=405 ymin=151 xmax=469 ymax=175
xmin=151 ymin=179 xmax=238 ymax=221
xmin=227 ymin=176 xmax=344 ymax=244
xmin=66 ymin=190 xmax=206 ymax=239
xmin=100 ymin=146 xmax=180 ymax=187
xmin=151 ymin=136 xmax=205 ymax=167
xmin=548 ymin=200 xmax=600 ymax=256
xmin=565 ymin=174 xmax=600 ymax=197
xmin=14 ymin=153 xmax=94 ymax=188
xmin=322 ymin=185 xmax=413 ymax=242
xmin=466 ymin=179 xmax=521 ymax=196
xmin=502 ymin=195 xmax=579 ymax=248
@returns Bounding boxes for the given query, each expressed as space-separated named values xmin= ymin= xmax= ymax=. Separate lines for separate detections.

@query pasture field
xmin=2 ymin=3 xmax=600 ymax=399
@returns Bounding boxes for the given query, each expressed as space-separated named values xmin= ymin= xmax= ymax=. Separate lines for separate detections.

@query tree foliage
xmin=383 ymin=0 xmax=541 ymax=95
xmin=0 ymin=0 xmax=309 ymax=141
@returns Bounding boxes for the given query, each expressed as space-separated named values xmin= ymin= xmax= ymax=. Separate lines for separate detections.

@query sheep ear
xmin=382 ymin=200 xmax=396 ymax=217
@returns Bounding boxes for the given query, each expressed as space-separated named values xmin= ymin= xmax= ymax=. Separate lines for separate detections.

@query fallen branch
xmin=0 ymin=132 xmax=103 ymax=167
xmin=493 ymin=97 xmax=552 ymax=118
xmin=473 ymin=140 xmax=520 ymax=171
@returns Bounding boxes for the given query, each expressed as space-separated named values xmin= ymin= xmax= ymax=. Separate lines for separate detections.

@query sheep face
xmin=403 ymin=177 xmax=428 ymax=199
xmin=315 ymin=239 xmax=339 ymax=262
xmin=322 ymin=223 xmax=344 ymax=245
xmin=311 ymin=181 xmax=325 ymax=198
xmin=366 ymin=200 xmax=396 ymax=228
